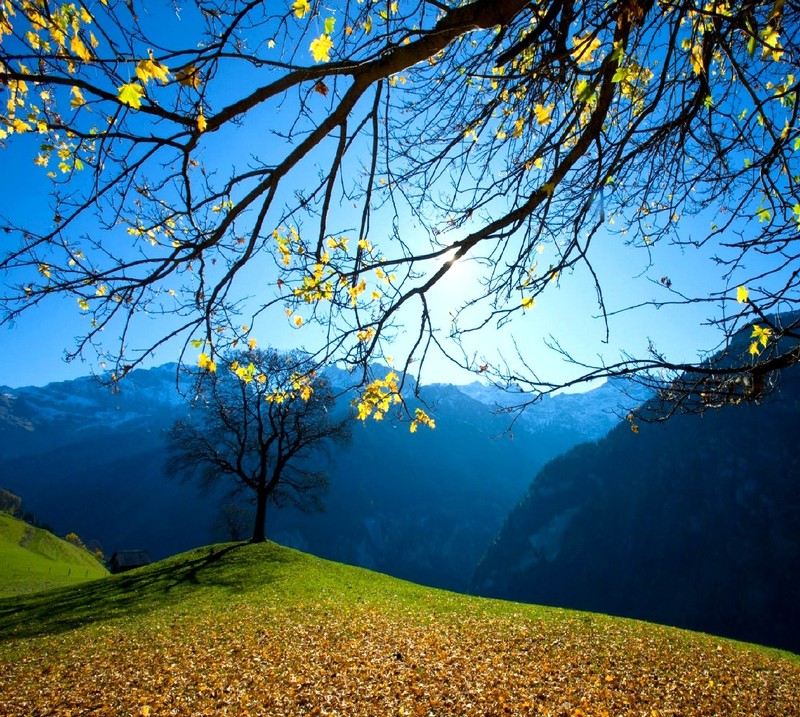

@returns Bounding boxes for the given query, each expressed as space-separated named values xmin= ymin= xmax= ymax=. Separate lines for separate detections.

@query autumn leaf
xmin=571 ymin=33 xmax=602 ymax=65
xmin=310 ymin=34 xmax=333 ymax=63
xmin=176 ymin=65 xmax=202 ymax=89
xmin=197 ymin=352 xmax=217 ymax=372
xmin=117 ymin=82 xmax=145 ymax=109
xmin=70 ymin=86 xmax=85 ymax=109
xmin=690 ymin=44 xmax=704 ymax=75
xmin=70 ymin=33 xmax=92 ymax=62
xmin=761 ymin=25 xmax=783 ymax=61
xmin=292 ymin=0 xmax=310 ymax=19
xmin=314 ymin=80 xmax=329 ymax=97
xmin=736 ymin=285 xmax=749 ymax=303
xmin=522 ymin=296 xmax=535 ymax=310
xmin=136 ymin=54 xmax=171 ymax=85
xmin=533 ymin=103 xmax=553 ymax=126
xmin=409 ymin=407 xmax=435 ymax=433
xmin=751 ymin=324 xmax=772 ymax=348
xmin=197 ymin=108 xmax=207 ymax=133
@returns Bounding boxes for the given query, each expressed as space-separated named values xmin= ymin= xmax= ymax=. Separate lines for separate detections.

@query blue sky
xmin=0 ymin=2 xmax=746 ymax=390
xmin=0 ymin=116 xmax=726 ymax=390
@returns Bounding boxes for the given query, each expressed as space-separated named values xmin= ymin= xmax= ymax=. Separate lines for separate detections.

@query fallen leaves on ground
xmin=1 ymin=596 xmax=798 ymax=716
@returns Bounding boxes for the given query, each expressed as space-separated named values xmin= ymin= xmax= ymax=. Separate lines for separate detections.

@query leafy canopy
xmin=2 ymin=0 xmax=800 ymax=416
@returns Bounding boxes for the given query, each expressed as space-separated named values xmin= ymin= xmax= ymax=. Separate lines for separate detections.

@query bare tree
xmin=1 ymin=0 xmax=800 ymax=417
xmin=166 ymin=349 xmax=351 ymax=543
xmin=213 ymin=503 xmax=254 ymax=542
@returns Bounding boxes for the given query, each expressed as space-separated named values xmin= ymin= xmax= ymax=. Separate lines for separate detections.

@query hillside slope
xmin=473 ymin=368 xmax=800 ymax=654
xmin=0 ymin=542 xmax=797 ymax=716
xmin=0 ymin=513 xmax=108 ymax=596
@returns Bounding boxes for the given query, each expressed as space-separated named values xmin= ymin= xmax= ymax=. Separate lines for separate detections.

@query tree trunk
xmin=251 ymin=487 xmax=268 ymax=543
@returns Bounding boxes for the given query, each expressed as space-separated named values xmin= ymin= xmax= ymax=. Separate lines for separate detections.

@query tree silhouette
xmin=166 ymin=349 xmax=351 ymax=543
xmin=1 ymin=0 xmax=800 ymax=415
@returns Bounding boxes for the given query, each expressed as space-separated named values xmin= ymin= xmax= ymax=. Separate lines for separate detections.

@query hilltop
xmin=0 ymin=542 xmax=798 ymax=716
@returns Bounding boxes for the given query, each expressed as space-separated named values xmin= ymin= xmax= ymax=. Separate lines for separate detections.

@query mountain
xmin=0 ymin=364 xmax=634 ymax=592
xmin=472 ymin=367 xmax=800 ymax=653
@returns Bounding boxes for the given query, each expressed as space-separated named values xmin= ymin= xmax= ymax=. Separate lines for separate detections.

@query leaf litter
xmin=1 ymin=544 xmax=798 ymax=716
xmin=2 ymin=596 xmax=798 ymax=716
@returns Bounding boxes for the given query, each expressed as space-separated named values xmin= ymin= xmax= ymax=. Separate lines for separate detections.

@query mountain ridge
xmin=0 ymin=361 xmax=638 ymax=592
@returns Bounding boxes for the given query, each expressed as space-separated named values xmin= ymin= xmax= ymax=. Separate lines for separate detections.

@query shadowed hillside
xmin=474 ymin=367 xmax=800 ymax=653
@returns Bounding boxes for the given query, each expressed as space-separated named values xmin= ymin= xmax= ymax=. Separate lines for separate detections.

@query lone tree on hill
xmin=2 ymin=0 xmax=800 ymax=418
xmin=166 ymin=349 xmax=351 ymax=543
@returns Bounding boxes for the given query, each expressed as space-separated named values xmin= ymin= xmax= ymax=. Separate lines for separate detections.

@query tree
xmin=166 ymin=349 xmax=351 ymax=543
xmin=214 ymin=503 xmax=254 ymax=542
xmin=0 ymin=488 xmax=22 ymax=517
xmin=1 ymin=0 xmax=800 ymax=418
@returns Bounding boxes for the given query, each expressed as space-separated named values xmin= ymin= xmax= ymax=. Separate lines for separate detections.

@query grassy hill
xmin=0 ymin=513 xmax=108 ymax=597
xmin=0 ymin=545 xmax=798 ymax=716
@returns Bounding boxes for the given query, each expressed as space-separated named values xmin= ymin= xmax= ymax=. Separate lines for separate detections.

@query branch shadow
xmin=0 ymin=542 xmax=296 ymax=642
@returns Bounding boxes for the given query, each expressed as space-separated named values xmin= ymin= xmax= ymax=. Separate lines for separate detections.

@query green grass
xmin=0 ymin=513 xmax=108 ymax=597
xmin=0 ymin=542 xmax=798 ymax=716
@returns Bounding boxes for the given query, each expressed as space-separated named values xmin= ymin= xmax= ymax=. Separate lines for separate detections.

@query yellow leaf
xmin=70 ymin=33 xmax=91 ymax=61
xmin=294 ymin=315 xmax=304 ymax=327
xmin=522 ymin=296 xmax=535 ymax=310
xmin=176 ymin=65 xmax=201 ymax=89
xmin=761 ymin=25 xmax=783 ymax=61
xmin=197 ymin=108 xmax=207 ymax=133
xmin=751 ymin=324 xmax=772 ymax=348
xmin=533 ymin=103 xmax=553 ymax=126
xmin=136 ymin=55 xmax=170 ymax=85
xmin=571 ymin=33 xmax=602 ymax=65
xmin=70 ymin=85 xmax=85 ymax=108
xmin=292 ymin=0 xmax=310 ymax=18
xmin=690 ymin=44 xmax=704 ymax=76
xmin=117 ymin=82 xmax=145 ymax=109
xmin=363 ymin=15 xmax=373 ymax=34
xmin=736 ymin=285 xmax=749 ymax=303
xmin=11 ymin=118 xmax=33 ymax=133
xmin=248 ymin=338 xmax=257 ymax=350
xmin=310 ymin=34 xmax=333 ymax=63
xmin=197 ymin=352 xmax=216 ymax=372
xmin=77 ymin=297 xmax=89 ymax=310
